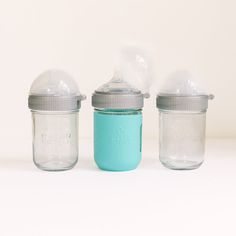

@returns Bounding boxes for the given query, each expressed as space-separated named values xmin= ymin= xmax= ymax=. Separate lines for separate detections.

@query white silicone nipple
xmin=114 ymin=46 xmax=153 ymax=96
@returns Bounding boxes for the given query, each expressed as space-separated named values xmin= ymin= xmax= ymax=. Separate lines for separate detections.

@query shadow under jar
xmin=156 ymin=94 xmax=214 ymax=170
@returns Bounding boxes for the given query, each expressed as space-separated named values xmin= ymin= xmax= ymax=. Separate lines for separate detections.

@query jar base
xmin=160 ymin=158 xmax=203 ymax=170
xmin=97 ymin=165 xmax=139 ymax=172
xmin=95 ymin=160 xmax=140 ymax=172
xmin=34 ymin=159 xmax=78 ymax=171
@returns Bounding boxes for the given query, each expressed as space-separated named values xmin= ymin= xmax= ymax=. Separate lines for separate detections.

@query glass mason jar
xmin=28 ymin=70 xmax=85 ymax=171
xmin=157 ymin=94 xmax=214 ymax=170
xmin=92 ymin=77 xmax=148 ymax=171
xmin=31 ymin=111 xmax=79 ymax=171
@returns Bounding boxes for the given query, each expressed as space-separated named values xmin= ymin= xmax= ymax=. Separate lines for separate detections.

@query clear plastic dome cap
xmin=160 ymin=70 xmax=206 ymax=95
xmin=30 ymin=69 xmax=83 ymax=96
xmin=28 ymin=69 xmax=86 ymax=111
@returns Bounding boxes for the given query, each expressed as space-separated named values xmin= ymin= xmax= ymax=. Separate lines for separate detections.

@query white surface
xmin=0 ymin=139 xmax=235 ymax=236
xmin=0 ymin=0 xmax=235 ymax=139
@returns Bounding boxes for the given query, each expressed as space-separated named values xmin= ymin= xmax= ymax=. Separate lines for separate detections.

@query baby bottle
xmin=92 ymin=76 xmax=148 ymax=171
xmin=92 ymin=47 xmax=152 ymax=171
xmin=156 ymin=71 xmax=214 ymax=170
xmin=28 ymin=69 xmax=86 ymax=171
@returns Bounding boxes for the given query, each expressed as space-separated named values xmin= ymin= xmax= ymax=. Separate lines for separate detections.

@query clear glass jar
xmin=32 ymin=111 xmax=78 ymax=171
xmin=159 ymin=110 xmax=206 ymax=170
xmin=28 ymin=69 xmax=85 ymax=171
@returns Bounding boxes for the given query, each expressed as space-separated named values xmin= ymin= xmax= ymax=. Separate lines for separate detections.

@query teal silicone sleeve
xmin=94 ymin=111 xmax=142 ymax=171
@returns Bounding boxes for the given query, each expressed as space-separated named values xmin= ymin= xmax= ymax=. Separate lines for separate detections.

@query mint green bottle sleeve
xmin=92 ymin=77 xmax=148 ymax=171
xmin=94 ymin=110 xmax=142 ymax=171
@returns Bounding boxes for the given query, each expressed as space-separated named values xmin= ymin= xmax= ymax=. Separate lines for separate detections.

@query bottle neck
xmin=95 ymin=109 xmax=142 ymax=115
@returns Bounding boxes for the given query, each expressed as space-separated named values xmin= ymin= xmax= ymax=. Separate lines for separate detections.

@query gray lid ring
xmin=156 ymin=94 xmax=214 ymax=111
xmin=28 ymin=95 xmax=86 ymax=111
xmin=92 ymin=92 xmax=146 ymax=109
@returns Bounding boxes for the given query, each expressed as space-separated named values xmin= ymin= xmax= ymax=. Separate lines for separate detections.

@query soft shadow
xmin=0 ymin=157 xmax=165 ymax=172
xmin=0 ymin=158 xmax=35 ymax=171
xmin=75 ymin=158 xmax=99 ymax=171
xmin=0 ymin=157 xmax=99 ymax=172
xmin=141 ymin=157 xmax=165 ymax=170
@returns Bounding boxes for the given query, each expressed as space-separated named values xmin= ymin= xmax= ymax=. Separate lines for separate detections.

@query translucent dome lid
xmin=29 ymin=69 xmax=81 ymax=96
xmin=28 ymin=69 xmax=86 ymax=111
xmin=159 ymin=70 xmax=206 ymax=96
xmin=156 ymin=70 xmax=214 ymax=111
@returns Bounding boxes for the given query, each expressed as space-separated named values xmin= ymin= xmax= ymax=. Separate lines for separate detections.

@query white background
xmin=0 ymin=1 xmax=236 ymax=235
xmin=0 ymin=0 xmax=235 ymax=143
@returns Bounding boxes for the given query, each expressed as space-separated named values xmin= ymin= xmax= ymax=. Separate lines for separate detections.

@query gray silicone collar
xmin=156 ymin=94 xmax=214 ymax=111
xmin=92 ymin=91 xmax=149 ymax=109
xmin=28 ymin=95 xmax=86 ymax=111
